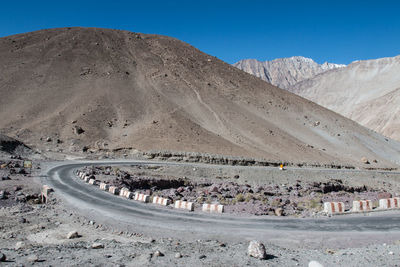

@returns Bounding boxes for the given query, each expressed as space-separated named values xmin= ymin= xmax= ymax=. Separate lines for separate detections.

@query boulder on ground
xmin=66 ymin=230 xmax=80 ymax=239
xmin=274 ymin=208 xmax=283 ymax=216
xmin=175 ymin=252 xmax=182 ymax=258
xmin=154 ymin=250 xmax=164 ymax=257
xmin=248 ymin=240 xmax=267 ymax=259
xmin=27 ymin=254 xmax=39 ymax=262
xmin=91 ymin=242 xmax=104 ymax=249
xmin=0 ymin=252 xmax=6 ymax=262
xmin=309 ymin=261 xmax=324 ymax=267
xmin=361 ymin=157 xmax=370 ymax=164
xmin=0 ymin=191 xmax=6 ymax=200
xmin=73 ymin=126 xmax=85 ymax=135
xmin=15 ymin=241 xmax=26 ymax=250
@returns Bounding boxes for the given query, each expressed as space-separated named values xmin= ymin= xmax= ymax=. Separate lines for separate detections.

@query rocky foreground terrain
xmin=1 ymin=152 xmax=400 ymax=266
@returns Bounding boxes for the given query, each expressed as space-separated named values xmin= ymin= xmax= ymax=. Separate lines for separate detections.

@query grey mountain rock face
xmin=235 ymin=55 xmax=400 ymax=141
xmin=233 ymin=56 xmax=345 ymax=90
xmin=292 ymin=55 xmax=400 ymax=141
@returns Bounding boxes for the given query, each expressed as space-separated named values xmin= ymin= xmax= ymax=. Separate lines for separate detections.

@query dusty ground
xmin=1 ymin=153 xmax=400 ymax=266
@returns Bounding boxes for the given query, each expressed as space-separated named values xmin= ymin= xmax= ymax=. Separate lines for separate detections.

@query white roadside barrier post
xmin=109 ymin=186 xmax=120 ymax=195
xmin=323 ymin=202 xmax=345 ymax=214
xmin=119 ymin=188 xmax=129 ymax=197
xmin=119 ymin=188 xmax=134 ymax=199
xmin=174 ymin=200 xmax=194 ymax=211
xmin=379 ymin=197 xmax=400 ymax=209
xmin=88 ymin=179 xmax=97 ymax=185
xmin=41 ymin=185 xmax=53 ymax=204
xmin=134 ymin=192 xmax=150 ymax=203
xmin=202 ymin=203 xmax=224 ymax=213
xmin=152 ymin=196 xmax=171 ymax=206
xmin=352 ymin=200 xmax=372 ymax=212
xmin=99 ymin=183 xmax=110 ymax=191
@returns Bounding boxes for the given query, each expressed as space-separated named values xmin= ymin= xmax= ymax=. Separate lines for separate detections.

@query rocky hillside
xmin=233 ymin=56 xmax=345 ymax=90
xmin=292 ymin=56 xmax=400 ymax=141
xmin=0 ymin=134 xmax=31 ymax=155
xmin=0 ymin=28 xmax=399 ymax=167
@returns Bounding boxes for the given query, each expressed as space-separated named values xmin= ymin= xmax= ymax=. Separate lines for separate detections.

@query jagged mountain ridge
xmin=233 ymin=56 xmax=345 ymax=90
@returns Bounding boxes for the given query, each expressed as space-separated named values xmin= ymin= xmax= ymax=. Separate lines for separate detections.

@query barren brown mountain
xmin=0 ymin=28 xmax=399 ymax=167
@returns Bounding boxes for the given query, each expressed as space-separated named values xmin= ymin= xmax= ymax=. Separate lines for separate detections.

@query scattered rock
xmin=19 ymin=217 xmax=27 ymax=223
xmin=309 ymin=261 xmax=324 ymax=267
xmin=325 ymin=249 xmax=335 ymax=254
xmin=92 ymin=243 xmax=104 ymax=249
xmin=175 ymin=252 xmax=182 ymax=258
xmin=27 ymin=254 xmax=39 ymax=262
xmin=0 ymin=191 xmax=6 ymax=200
xmin=389 ymin=251 xmax=394 ymax=255
xmin=13 ymin=186 xmax=22 ymax=191
xmin=15 ymin=241 xmax=26 ymax=250
xmin=46 ymin=137 xmax=52 ymax=142
xmin=66 ymin=230 xmax=80 ymax=239
xmin=154 ymin=250 xmax=164 ymax=257
xmin=199 ymin=255 xmax=207 ymax=259
xmin=16 ymin=195 xmax=27 ymax=202
xmin=361 ymin=157 xmax=370 ymax=164
xmin=274 ymin=208 xmax=283 ymax=216
xmin=73 ymin=125 xmax=85 ymax=135
xmin=248 ymin=240 xmax=267 ymax=260
xmin=18 ymin=168 xmax=27 ymax=174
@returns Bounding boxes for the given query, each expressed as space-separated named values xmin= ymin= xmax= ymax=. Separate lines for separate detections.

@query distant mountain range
xmin=234 ymin=56 xmax=400 ymax=141
xmin=233 ymin=56 xmax=345 ymax=90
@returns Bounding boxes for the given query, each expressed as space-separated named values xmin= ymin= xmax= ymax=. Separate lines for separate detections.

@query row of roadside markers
xmin=76 ymin=171 xmax=224 ymax=213
xmin=324 ymin=198 xmax=400 ymax=214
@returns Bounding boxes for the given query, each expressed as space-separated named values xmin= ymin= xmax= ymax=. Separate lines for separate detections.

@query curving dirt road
xmin=42 ymin=160 xmax=400 ymax=247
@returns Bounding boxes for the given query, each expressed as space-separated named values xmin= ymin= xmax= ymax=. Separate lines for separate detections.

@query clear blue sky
xmin=1 ymin=0 xmax=399 ymax=64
